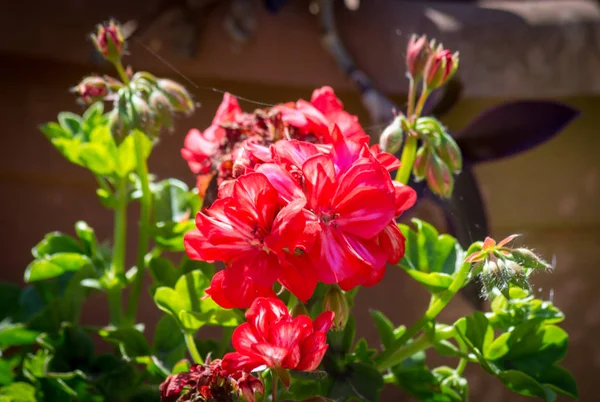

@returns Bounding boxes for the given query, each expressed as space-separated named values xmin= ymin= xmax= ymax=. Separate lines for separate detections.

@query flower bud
xmin=438 ymin=132 xmax=462 ymax=173
xmin=130 ymin=94 xmax=155 ymax=132
xmin=424 ymin=45 xmax=459 ymax=90
xmin=379 ymin=115 xmax=404 ymax=154
xmin=236 ymin=371 xmax=264 ymax=402
xmin=91 ymin=21 xmax=125 ymax=62
xmin=323 ymin=286 xmax=349 ymax=329
xmin=412 ymin=145 xmax=429 ymax=181
xmin=157 ymin=79 xmax=194 ymax=115
xmin=425 ymin=152 xmax=454 ymax=198
xmin=290 ymin=300 xmax=309 ymax=318
xmin=149 ymin=90 xmax=173 ymax=128
xmin=481 ymin=258 xmax=531 ymax=299
xmin=72 ymin=76 xmax=108 ymax=103
xmin=510 ymin=248 xmax=551 ymax=270
xmin=406 ymin=34 xmax=431 ymax=81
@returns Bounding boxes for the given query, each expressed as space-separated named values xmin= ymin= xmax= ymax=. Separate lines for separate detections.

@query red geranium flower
xmin=222 ymin=297 xmax=334 ymax=383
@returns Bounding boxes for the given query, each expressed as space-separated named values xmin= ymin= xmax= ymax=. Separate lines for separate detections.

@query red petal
xmin=393 ymin=181 xmax=417 ymax=217
xmin=231 ymin=249 xmax=282 ymax=288
xmin=222 ymin=352 xmax=265 ymax=374
xmin=256 ymin=163 xmax=305 ymax=204
xmin=205 ymin=271 xmax=236 ymax=309
xmin=313 ymin=311 xmax=335 ymax=333
xmin=251 ymin=343 xmax=289 ymax=368
xmin=378 ymin=221 xmax=406 ymax=264
xmin=265 ymin=199 xmax=307 ymax=253
xmin=482 ymin=237 xmax=496 ymax=249
xmin=232 ymin=322 xmax=263 ymax=353
xmin=212 ymin=93 xmax=242 ymax=127
xmin=245 ymin=297 xmax=290 ymax=336
xmin=334 ymin=187 xmax=395 ymax=239
xmin=277 ymin=254 xmax=318 ymax=302
xmin=221 ymin=265 xmax=277 ymax=308
xmin=295 ymin=332 xmax=328 ymax=371
xmin=302 ymin=154 xmax=337 ymax=211
xmin=498 ymin=234 xmax=520 ymax=248
xmin=233 ymin=173 xmax=279 ymax=231
xmin=272 ymin=140 xmax=320 ymax=170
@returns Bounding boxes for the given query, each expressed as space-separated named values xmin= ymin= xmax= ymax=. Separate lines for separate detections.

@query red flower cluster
xmin=183 ymin=88 xmax=416 ymax=308
xmin=159 ymin=359 xmax=263 ymax=402
xmin=181 ymin=87 xmax=367 ymax=197
xmin=222 ymin=298 xmax=334 ymax=378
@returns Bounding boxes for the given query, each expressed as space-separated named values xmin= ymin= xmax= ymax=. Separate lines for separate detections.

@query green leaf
xmin=74 ymin=221 xmax=97 ymax=257
xmin=454 ymin=312 xmax=495 ymax=373
xmin=537 ymin=365 xmax=578 ymax=399
xmin=498 ymin=370 xmax=554 ymax=401
xmin=152 ymin=221 xmax=196 ymax=252
xmin=152 ymin=179 xmax=192 ymax=223
xmin=99 ymin=327 xmax=151 ymax=359
xmin=25 ymin=253 xmax=91 ymax=282
xmin=370 ymin=310 xmax=394 ymax=350
xmin=342 ymin=315 xmax=356 ymax=355
xmin=328 ymin=363 xmax=383 ymax=402
xmin=57 ymin=112 xmax=82 ymax=135
xmin=148 ymin=257 xmax=178 ymax=288
xmin=352 ymin=338 xmax=377 ymax=364
xmin=0 ymin=326 xmax=40 ymax=349
xmin=0 ymin=283 xmax=21 ymax=321
xmin=88 ymin=354 xmax=140 ymax=398
xmin=115 ymin=131 xmax=152 ymax=177
xmin=32 ymin=233 xmax=84 ymax=259
xmin=78 ymin=126 xmax=117 ymax=175
xmin=0 ymin=382 xmax=37 ymax=402
xmin=153 ymin=315 xmax=185 ymax=371
xmin=153 ymin=271 xmax=240 ymax=331
xmin=398 ymin=219 xmax=464 ymax=293
xmin=82 ymin=102 xmax=104 ymax=126
xmin=40 ymin=122 xmax=70 ymax=140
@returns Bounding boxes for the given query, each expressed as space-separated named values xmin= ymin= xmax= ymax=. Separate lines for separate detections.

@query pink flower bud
xmin=91 ymin=21 xmax=125 ymax=62
xmin=406 ymin=34 xmax=431 ymax=80
xmin=425 ymin=152 xmax=454 ymax=198
xmin=323 ymin=286 xmax=348 ymax=329
xmin=437 ymin=133 xmax=462 ymax=173
xmin=72 ymin=76 xmax=108 ymax=103
xmin=157 ymin=79 xmax=194 ymax=115
xmin=412 ymin=145 xmax=430 ymax=181
xmin=424 ymin=46 xmax=459 ymax=89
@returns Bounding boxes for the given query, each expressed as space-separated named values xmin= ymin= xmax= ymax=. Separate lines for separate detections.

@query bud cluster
xmin=406 ymin=34 xmax=459 ymax=90
xmin=75 ymin=21 xmax=195 ymax=140
xmin=466 ymin=235 xmax=551 ymax=299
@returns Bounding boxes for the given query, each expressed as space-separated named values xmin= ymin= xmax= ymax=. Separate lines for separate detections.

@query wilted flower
xmin=91 ymin=20 xmax=125 ymax=62
xmin=159 ymin=359 xmax=263 ymax=402
xmin=222 ymin=297 xmax=334 ymax=387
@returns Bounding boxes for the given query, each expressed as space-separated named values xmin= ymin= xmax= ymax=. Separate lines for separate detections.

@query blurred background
xmin=1 ymin=0 xmax=599 ymax=400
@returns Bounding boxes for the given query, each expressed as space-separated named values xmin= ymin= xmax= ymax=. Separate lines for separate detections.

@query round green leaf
xmin=25 ymin=253 xmax=91 ymax=282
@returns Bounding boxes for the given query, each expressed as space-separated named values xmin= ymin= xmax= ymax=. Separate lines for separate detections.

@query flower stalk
xmin=185 ymin=331 xmax=204 ymax=365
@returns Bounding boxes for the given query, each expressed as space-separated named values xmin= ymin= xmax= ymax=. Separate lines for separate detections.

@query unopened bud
xmin=157 ymin=79 xmax=194 ymax=115
xmin=379 ymin=116 xmax=404 ymax=154
xmin=72 ymin=76 xmax=108 ymax=103
xmin=323 ymin=286 xmax=349 ymax=329
xmin=91 ymin=21 xmax=125 ymax=62
xmin=482 ymin=258 xmax=531 ymax=299
xmin=438 ymin=133 xmax=462 ymax=173
xmin=290 ymin=301 xmax=309 ymax=318
xmin=149 ymin=90 xmax=173 ymax=128
xmin=406 ymin=34 xmax=431 ymax=81
xmin=107 ymin=109 xmax=129 ymax=139
xmin=237 ymin=372 xmax=264 ymax=402
xmin=510 ymin=248 xmax=551 ymax=270
xmin=424 ymin=46 xmax=459 ymax=90
xmin=425 ymin=152 xmax=454 ymax=198
xmin=412 ymin=145 xmax=429 ymax=181
xmin=130 ymin=94 xmax=154 ymax=132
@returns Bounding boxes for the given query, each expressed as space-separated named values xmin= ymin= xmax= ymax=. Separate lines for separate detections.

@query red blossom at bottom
xmin=159 ymin=359 xmax=263 ymax=402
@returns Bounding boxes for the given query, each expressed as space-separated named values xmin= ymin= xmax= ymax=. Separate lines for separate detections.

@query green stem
xmin=107 ymin=288 xmax=122 ymax=326
xmin=184 ymin=331 xmax=203 ymax=365
xmin=125 ymin=131 xmax=152 ymax=322
xmin=375 ymin=262 xmax=471 ymax=371
xmin=108 ymin=177 xmax=128 ymax=326
xmin=271 ymin=369 xmax=278 ymax=402
xmin=114 ymin=61 xmax=130 ymax=85
xmin=455 ymin=338 xmax=468 ymax=375
xmin=394 ymin=134 xmax=418 ymax=184
xmin=407 ymin=77 xmax=416 ymax=119
xmin=414 ymin=86 xmax=431 ymax=119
